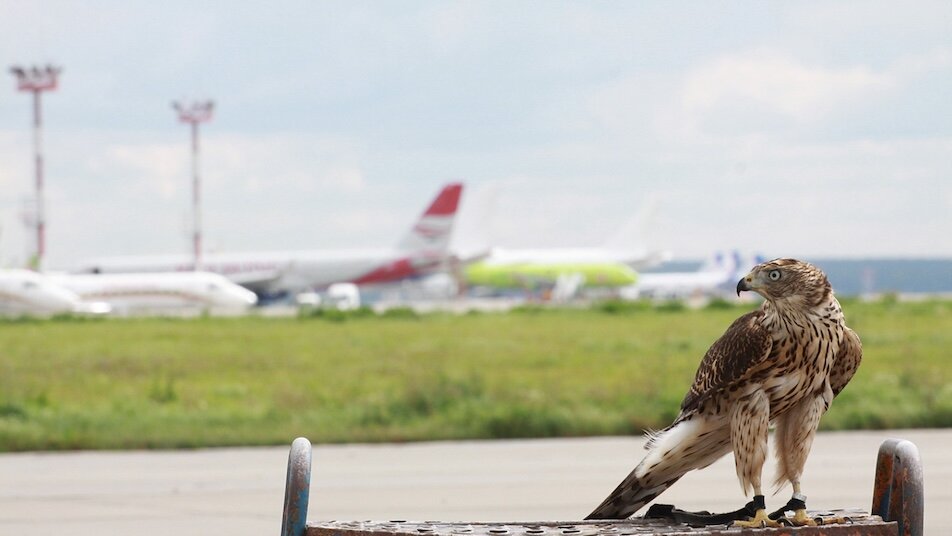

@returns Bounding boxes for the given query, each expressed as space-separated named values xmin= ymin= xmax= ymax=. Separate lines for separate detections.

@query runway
xmin=0 ymin=429 xmax=945 ymax=535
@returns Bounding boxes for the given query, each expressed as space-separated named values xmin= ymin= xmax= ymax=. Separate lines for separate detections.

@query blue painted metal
xmin=872 ymin=438 xmax=923 ymax=536
xmin=281 ymin=437 xmax=312 ymax=536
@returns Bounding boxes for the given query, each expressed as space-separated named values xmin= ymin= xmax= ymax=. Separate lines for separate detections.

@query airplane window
xmin=208 ymin=283 xmax=220 ymax=292
xmin=22 ymin=281 xmax=38 ymax=289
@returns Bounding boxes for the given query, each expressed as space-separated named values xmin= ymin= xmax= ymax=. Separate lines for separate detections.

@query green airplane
xmin=464 ymin=261 xmax=638 ymax=289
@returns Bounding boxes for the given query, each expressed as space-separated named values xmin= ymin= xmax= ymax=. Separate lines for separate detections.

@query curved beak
xmin=736 ymin=276 xmax=751 ymax=296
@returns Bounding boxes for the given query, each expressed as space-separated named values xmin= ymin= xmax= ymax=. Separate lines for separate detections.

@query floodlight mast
xmin=9 ymin=64 xmax=61 ymax=271
xmin=172 ymin=100 xmax=214 ymax=271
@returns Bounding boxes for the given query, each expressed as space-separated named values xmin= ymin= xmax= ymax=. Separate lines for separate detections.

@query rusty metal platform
xmin=280 ymin=437 xmax=922 ymax=536
xmin=305 ymin=512 xmax=895 ymax=536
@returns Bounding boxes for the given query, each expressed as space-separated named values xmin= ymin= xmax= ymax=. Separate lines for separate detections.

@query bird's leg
xmin=730 ymin=391 xmax=780 ymax=528
xmin=732 ymin=490 xmax=781 ymax=528
xmin=771 ymin=483 xmax=852 ymax=526
xmin=772 ymin=483 xmax=815 ymax=526
xmin=771 ymin=388 xmax=837 ymax=526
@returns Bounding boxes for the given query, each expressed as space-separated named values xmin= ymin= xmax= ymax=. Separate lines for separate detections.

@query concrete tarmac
xmin=0 ymin=429 xmax=945 ymax=535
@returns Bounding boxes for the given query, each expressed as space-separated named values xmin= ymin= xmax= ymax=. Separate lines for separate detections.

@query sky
xmin=1 ymin=1 xmax=950 ymax=269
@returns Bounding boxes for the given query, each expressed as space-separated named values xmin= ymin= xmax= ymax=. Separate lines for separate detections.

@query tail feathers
xmin=643 ymin=422 xmax=677 ymax=450
xmin=585 ymin=418 xmax=732 ymax=519
xmin=585 ymin=471 xmax=681 ymax=520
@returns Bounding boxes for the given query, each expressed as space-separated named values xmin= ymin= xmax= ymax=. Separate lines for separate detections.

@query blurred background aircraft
xmin=621 ymin=251 xmax=766 ymax=300
xmin=72 ymin=183 xmax=462 ymax=303
xmin=450 ymin=186 xmax=669 ymax=300
xmin=0 ymin=269 xmax=83 ymax=315
xmin=49 ymin=271 xmax=257 ymax=314
xmin=0 ymin=268 xmax=258 ymax=315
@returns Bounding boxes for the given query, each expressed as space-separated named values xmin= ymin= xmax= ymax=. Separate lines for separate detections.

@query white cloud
xmin=203 ymin=134 xmax=367 ymax=195
xmin=0 ymin=131 xmax=31 ymax=197
xmin=679 ymin=50 xmax=895 ymax=137
xmin=0 ymin=130 xmax=376 ymax=266
xmin=583 ymin=73 xmax=678 ymax=138
xmin=2 ymin=2 xmax=951 ymax=265
xmin=99 ymin=143 xmax=187 ymax=198
xmin=892 ymin=47 xmax=952 ymax=78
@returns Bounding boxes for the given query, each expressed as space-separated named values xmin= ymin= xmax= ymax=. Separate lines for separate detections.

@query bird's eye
xmin=768 ymin=269 xmax=781 ymax=281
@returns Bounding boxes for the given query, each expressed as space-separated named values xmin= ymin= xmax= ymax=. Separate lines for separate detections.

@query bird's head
xmin=736 ymin=258 xmax=832 ymax=307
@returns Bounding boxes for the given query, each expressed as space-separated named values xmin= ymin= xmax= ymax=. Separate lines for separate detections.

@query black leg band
xmin=751 ymin=495 xmax=766 ymax=511
xmin=768 ymin=496 xmax=808 ymax=520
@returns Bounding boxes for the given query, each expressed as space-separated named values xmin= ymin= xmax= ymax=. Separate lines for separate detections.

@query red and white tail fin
xmin=396 ymin=183 xmax=463 ymax=253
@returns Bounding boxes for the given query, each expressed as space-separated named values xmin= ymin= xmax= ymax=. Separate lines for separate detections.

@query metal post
xmin=281 ymin=437 xmax=312 ymax=536
xmin=172 ymin=100 xmax=214 ymax=271
xmin=33 ymin=89 xmax=44 ymax=270
xmin=9 ymin=64 xmax=60 ymax=271
xmin=872 ymin=438 xmax=924 ymax=536
xmin=191 ymin=120 xmax=201 ymax=270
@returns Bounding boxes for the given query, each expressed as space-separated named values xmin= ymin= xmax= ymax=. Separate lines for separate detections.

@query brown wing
xmin=679 ymin=309 xmax=773 ymax=415
xmin=830 ymin=326 xmax=862 ymax=397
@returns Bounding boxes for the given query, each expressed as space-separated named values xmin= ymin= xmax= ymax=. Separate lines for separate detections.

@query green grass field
xmin=1 ymin=298 xmax=950 ymax=451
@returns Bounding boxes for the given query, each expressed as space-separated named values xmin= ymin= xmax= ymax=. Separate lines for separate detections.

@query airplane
xmin=450 ymin=186 xmax=669 ymax=298
xmin=464 ymin=256 xmax=639 ymax=289
xmin=470 ymin=247 xmax=669 ymax=271
xmin=622 ymin=251 xmax=764 ymax=300
xmin=462 ymin=256 xmax=640 ymax=302
xmin=48 ymin=271 xmax=258 ymax=312
xmin=73 ymin=183 xmax=464 ymax=298
xmin=0 ymin=269 xmax=84 ymax=314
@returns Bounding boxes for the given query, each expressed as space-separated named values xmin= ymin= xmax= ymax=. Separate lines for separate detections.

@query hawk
xmin=586 ymin=258 xmax=862 ymax=527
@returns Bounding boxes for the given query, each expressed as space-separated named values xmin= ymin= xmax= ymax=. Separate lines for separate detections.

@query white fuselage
xmin=0 ymin=270 xmax=82 ymax=314
xmin=75 ymin=249 xmax=444 ymax=294
xmin=72 ymin=183 xmax=462 ymax=298
xmin=49 ymin=271 xmax=258 ymax=310
xmin=632 ymin=270 xmax=733 ymax=298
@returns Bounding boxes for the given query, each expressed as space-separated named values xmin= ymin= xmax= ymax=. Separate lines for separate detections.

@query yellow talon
xmin=787 ymin=509 xmax=817 ymax=526
xmin=732 ymin=509 xmax=782 ymax=529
